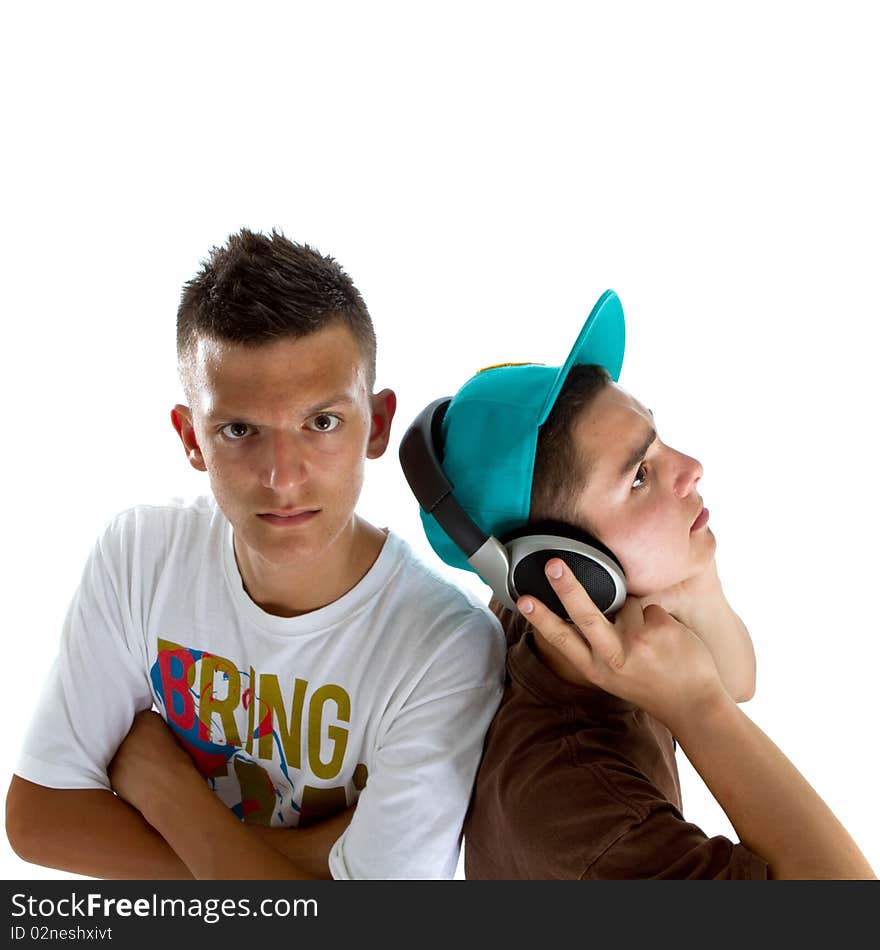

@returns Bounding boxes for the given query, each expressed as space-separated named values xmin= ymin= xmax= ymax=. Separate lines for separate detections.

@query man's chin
xmin=235 ymin=521 xmax=327 ymax=566
xmin=252 ymin=534 xmax=326 ymax=566
xmin=701 ymin=526 xmax=717 ymax=555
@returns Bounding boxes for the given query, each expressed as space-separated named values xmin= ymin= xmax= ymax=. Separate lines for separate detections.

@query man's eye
xmin=221 ymin=422 xmax=253 ymax=440
xmin=632 ymin=462 xmax=648 ymax=489
xmin=308 ymin=414 xmax=341 ymax=433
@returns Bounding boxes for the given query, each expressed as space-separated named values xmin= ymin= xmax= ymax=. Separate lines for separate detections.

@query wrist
xmin=667 ymin=685 xmax=738 ymax=746
xmin=641 ymin=569 xmax=726 ymax=630
xmin=675 ymin=584 xmax=730 ymax=630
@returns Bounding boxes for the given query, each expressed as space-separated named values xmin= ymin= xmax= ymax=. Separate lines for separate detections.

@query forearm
xmin=247 ymin=806 xmax=354 ymax=879
xmin=137 ymin=768 xmax=314 ymax=880
xmin=6 ymin=776 xmax=192 ymax=880
xmin=672 ymin=697 xmax=875 ymax=880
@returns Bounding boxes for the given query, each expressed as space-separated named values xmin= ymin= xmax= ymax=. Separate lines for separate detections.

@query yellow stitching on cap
xmin=477 ymin=361 xmax=545 ymax=374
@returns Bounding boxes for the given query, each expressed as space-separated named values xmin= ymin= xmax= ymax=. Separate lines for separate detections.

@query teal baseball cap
xmin=420 ymin=289 xmax=626 ymax=573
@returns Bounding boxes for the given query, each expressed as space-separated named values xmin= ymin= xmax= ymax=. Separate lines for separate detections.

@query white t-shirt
xmin=15 ymin=496 xmax=506 ymax=879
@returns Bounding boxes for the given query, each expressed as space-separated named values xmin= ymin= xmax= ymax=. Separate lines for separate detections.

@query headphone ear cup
xmin=508 ymin=538 xmax=626 ymax=620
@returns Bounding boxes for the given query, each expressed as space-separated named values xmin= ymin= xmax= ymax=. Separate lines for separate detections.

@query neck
xmin=233 ymin=516 xmax=387 ymax=617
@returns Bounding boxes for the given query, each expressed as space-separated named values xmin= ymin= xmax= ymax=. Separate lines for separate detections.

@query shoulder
xmin=390 ymin=538 xmax=477 ymax=599
xmin=582 ymin=788 xmax=769 ymax=879
xmin=474 ymin=725 xmax=756 ymax=879
xmin=378 ymin=532 xmax=507 ymax=683
xmin=102 ymin=494 xmax=219 ymax=535
xmin=95 ymin=495 xmax=224 ymax=564
xmin=469 ymin=740 xmax=766 ymax=879
xmin=385 ymin=533 xmax=504 ymax=635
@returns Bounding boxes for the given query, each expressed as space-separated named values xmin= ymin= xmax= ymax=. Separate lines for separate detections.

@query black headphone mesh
xmin=513 ymin=549 xmax=617 ymax=619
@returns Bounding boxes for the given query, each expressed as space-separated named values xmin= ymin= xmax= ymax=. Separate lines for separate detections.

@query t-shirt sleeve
xmin=468 ymin=748 xmax=769 ymax=880
xmin=14 ymin=522 xmax=154 ymax=790
xmin=584 ymin=800 xmax=769 ymax=880
xmin=328 ymin=611 xmax=505 ymax=880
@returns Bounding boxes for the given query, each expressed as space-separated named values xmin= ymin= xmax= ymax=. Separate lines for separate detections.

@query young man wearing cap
xmin=6 ymin=229 xmax=505 ymax=880
xmin=403 ymin=291 xmax=875 ymax=879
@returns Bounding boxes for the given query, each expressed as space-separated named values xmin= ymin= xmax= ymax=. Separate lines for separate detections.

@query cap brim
xmin=537 ymin=289 xmax=625 ymax=426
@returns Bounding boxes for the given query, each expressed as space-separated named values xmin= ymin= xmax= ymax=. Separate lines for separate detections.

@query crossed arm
xmin=8 ymin=633 xmax=501 ymax=880
xmin=6 ymin=717 xmax=353 ymax=880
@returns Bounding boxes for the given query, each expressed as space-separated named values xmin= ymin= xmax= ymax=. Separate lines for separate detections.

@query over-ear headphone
xmin=399 ymin=397 xmax=627 ymax=621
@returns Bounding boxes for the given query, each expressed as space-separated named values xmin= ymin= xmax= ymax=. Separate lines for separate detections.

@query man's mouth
xmin=690 ymin=506 xmax=710 ymax=531
xmin=257 ymin=508 xmax=320 ymax=527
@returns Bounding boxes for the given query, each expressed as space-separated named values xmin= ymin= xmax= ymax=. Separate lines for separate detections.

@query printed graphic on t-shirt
xmin=150 ymin=639 xmax=367 ymax=827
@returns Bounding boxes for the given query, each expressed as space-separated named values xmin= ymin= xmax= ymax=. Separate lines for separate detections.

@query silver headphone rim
xmin=507 ymin=534 xmax=627 ymax=615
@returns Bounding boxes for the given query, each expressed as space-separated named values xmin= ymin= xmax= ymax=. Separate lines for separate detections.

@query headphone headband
xmin=399 ymin=398 xmax=489 ymax=560
xmin=400 ymin=398 xmax=627 ymax=618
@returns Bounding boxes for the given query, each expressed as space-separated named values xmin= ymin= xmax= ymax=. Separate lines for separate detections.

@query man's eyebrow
xmin=618 ymin=427 xmax=657 ymax=478
xmin=204 ymin=408 xmax=255 ymax=423
xmin=205 ymin=394 xmax=357 ymax=421
xmin=304 ymin=394 xmax=358 ymax=413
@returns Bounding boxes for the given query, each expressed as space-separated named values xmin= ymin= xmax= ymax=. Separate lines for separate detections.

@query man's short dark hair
xmin=530 ymin=363 xmax=611 ymax=524
xmin=177 ymin=228 xmax=377 ymax=393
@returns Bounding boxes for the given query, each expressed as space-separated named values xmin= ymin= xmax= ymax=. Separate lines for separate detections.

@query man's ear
xmin=366 ymin=389 xmax=397 ymax=459
xmin=171 ymin=405 xmax=207 ymax=472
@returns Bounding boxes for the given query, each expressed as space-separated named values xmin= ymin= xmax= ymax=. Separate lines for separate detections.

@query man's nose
xmin=674 ymin=453 xmax=703 ymax=497
xmin=262 ymin=432 xmax=308 ymax=492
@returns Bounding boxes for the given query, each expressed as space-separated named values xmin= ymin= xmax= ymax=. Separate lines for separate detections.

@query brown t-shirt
xmin=464 ymin=619 xmax=768 ymax=880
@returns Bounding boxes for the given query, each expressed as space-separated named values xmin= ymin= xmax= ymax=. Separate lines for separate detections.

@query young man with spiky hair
xmin=6 ymin=229 xmax=505 ymax=879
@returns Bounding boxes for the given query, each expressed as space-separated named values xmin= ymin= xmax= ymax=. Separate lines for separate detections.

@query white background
xmin=1 ymin=2 xmax=877 ymax=880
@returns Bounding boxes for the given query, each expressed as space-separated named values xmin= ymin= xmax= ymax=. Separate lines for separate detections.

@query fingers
xmin=519 ymin=591 xmax=596 ymax=675
xmin=542 ymin=558 xmax=607 ymax=632
xmin=614 ymin=594 xmax=647 ymax=631
xmin=525 ymin=559 xmax=628 ymax=673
